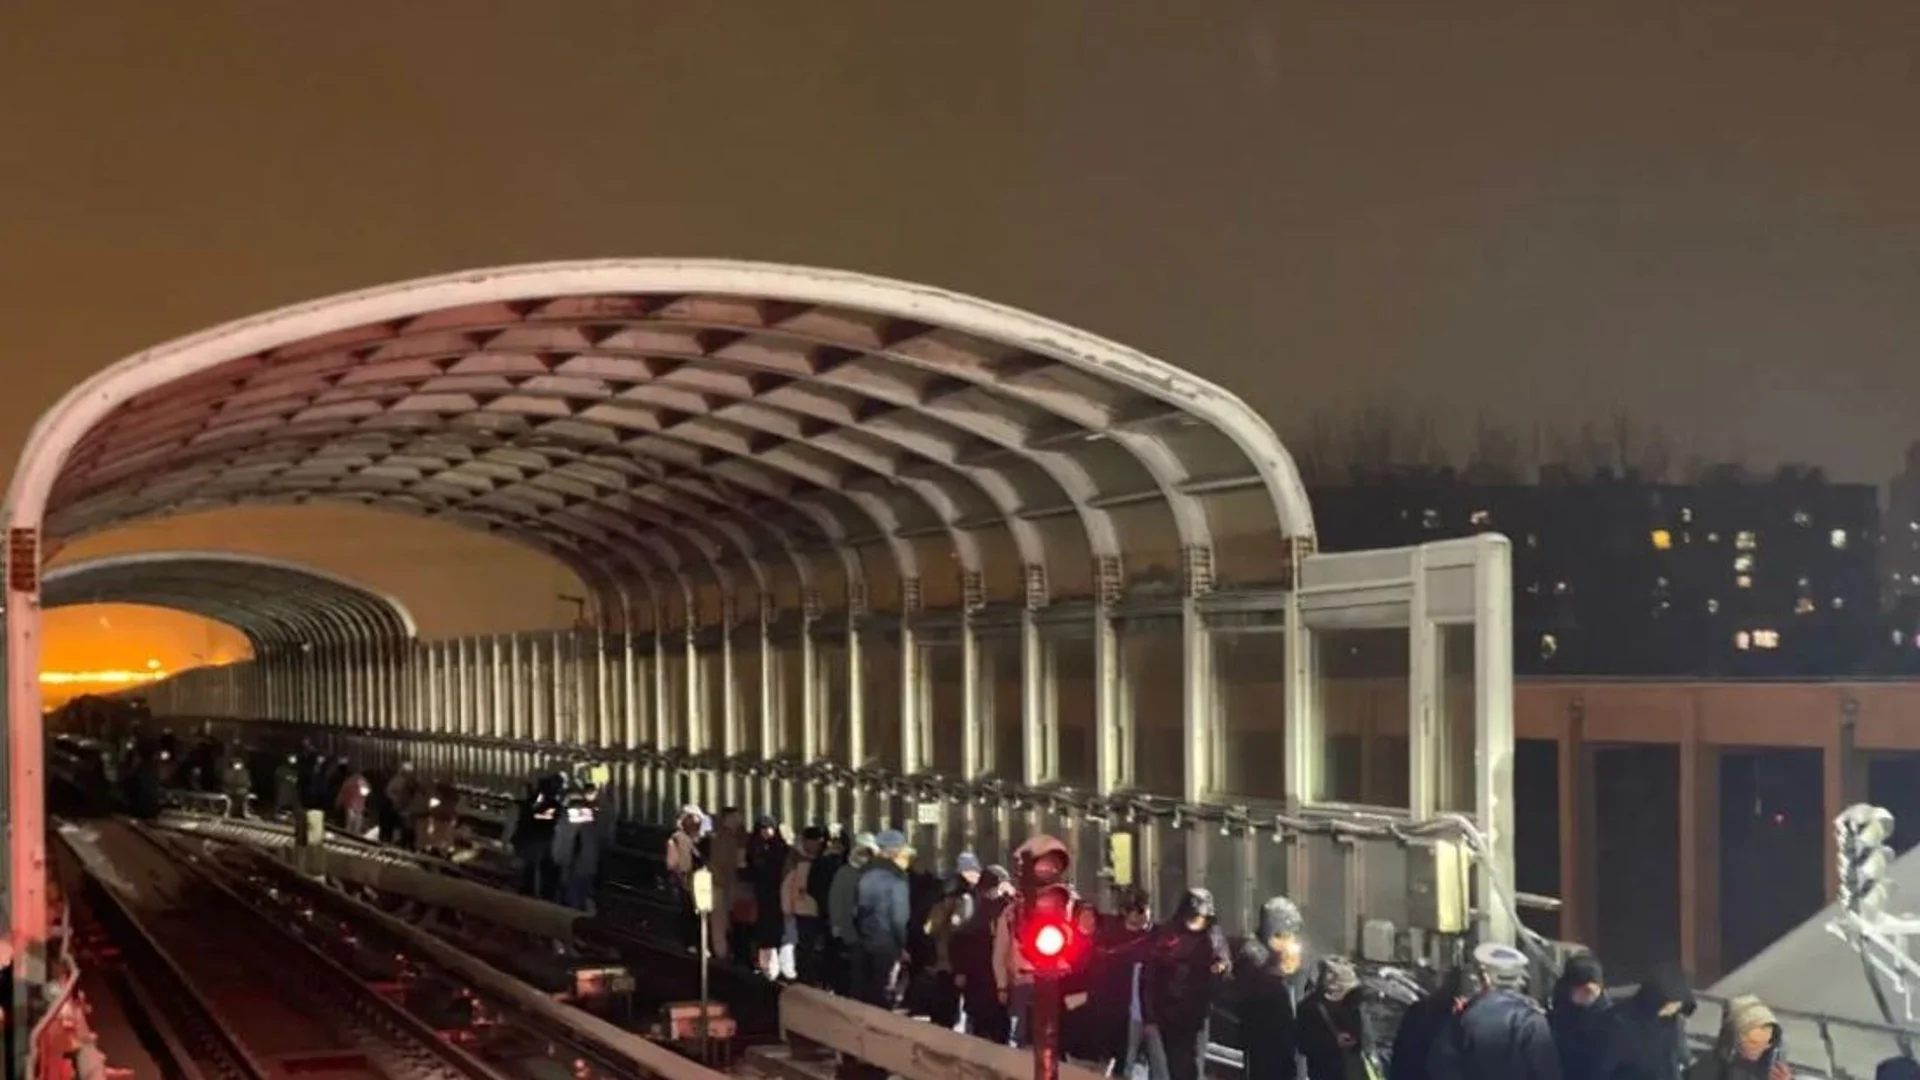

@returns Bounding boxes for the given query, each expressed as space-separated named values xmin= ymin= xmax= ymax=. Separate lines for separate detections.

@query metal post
xmin=1031 ymin=972 xmax=1061 ymax=1080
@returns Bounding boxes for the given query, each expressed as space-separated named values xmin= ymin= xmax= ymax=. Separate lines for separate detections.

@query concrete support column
xmin=1676 ymin=705 xmax=1721 ymax=983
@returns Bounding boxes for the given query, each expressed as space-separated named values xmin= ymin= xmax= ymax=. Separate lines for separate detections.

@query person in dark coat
xmin=1093 ymin=888 xmax=1157 ymax=1077
xmin=954 ymin=864 xmax=1014 ymax=1044
xmin=1549 ymin=953 xmax=1615 ymax=1080
xmin=1388 ymin=967 xmax=1468 ymax=1080
xmin=1236 ymin=896 xmax=1308 ymax=1080
xmin=550 ymin=783 xmax=606 ymax=912
xmin=1143 ymin=888 xmax=1231 ymax=1080
xmin=1428 ymin=943 xmax=1559 ymax=1080
xmin=746 ymin=816 xmax=791 ymax=980
xmin=851 ymin=830 xmax=914 ymax=1008
xmin=1606 ymin=963 xmax=1696 ymax=1080
xmin=507 ymin=773 xmax=564 ymax=901
xmin=1298 ymin=956 xmax=1374 ymax=1080
xmin=272 ymin=754 xmax=302 ymax=817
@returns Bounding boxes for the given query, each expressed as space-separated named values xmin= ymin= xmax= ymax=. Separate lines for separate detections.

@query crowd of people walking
xmin=653 ymin=804 xmax=1919 ymax=1080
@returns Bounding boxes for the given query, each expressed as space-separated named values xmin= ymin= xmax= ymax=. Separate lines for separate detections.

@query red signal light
xmin=1032 ymin=921 xmax=1068 ymax=959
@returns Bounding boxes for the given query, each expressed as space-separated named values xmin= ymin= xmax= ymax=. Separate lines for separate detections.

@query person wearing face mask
xmin=1607 ymin=964 xmax=1695 ymax=1080
xmin=1548 ymin=953 xmax=1615 ymax=1080
xmin=1142 ymin=888 xmax=1232 ymax=1080
xmin=953 ymin=864 xmax=1015 ymax=1044
xmin=1684 ymin=996 xmax=1788 ymax=1080
xmin=1236 ymin=896 xmax=1309 ymax=1080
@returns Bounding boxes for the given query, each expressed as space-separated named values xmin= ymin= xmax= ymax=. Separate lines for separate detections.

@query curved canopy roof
xmin=14 ymin=260 xmax=1315 ymax=630
xmin=42 ymin=551 xmax=417 ymax=649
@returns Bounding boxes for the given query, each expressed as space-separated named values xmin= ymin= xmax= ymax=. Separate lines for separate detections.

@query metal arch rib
xmin=41 ymin=551 xmax=418 ymax=648
xmin=17 ymin=260 xmax=1315 ymax=632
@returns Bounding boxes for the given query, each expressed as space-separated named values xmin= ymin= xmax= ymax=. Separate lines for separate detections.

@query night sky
xmin=5 ymin=2 xmax=1919 ymax=641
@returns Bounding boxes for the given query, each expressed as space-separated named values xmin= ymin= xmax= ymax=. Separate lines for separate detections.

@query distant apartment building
xmin=1311 ymin=470 xmax=1882 ymax=677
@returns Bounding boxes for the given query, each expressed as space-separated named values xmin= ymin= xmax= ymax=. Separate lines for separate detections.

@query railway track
xmin=61 ymin=818 xmax=680 ymax=1080
xmin=68 ymin=818 xmax=513 ymax=1079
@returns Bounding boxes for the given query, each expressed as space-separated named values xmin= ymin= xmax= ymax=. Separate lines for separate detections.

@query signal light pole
xmin=1012 ymin=836 xmax=1078 ymax=1080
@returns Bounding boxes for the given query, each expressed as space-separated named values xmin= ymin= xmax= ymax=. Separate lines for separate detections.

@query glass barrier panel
xmin=817 ymin=641 xmax=852 ymax=766
xmin=1122 ymin=621 xmax=1184 ymax=795
xmin=925 ymin=642 xmax=965 ymax=777
xmin=1437 ymin=623 xmax=1478 ymax=814
xmin=979 ymin=633 xmax=1025 ymax=781
xmin=1213 ymin=630 xmax=1286 ymax=801
xmin=862 ymin=632 xmax=901 ymax=770
xmin=1315 ymin=627 xmax=1411 ymax=807
xmin=1048 ymin=635 xmax=1097 ymax=786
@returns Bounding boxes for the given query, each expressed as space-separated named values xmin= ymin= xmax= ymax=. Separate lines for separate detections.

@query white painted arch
xmin=2 ymin=258 xmax=1316 ymax=977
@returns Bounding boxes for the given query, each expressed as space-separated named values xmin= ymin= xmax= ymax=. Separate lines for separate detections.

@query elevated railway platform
xmin=4 ymin=259 xmax=1520 ymax=1074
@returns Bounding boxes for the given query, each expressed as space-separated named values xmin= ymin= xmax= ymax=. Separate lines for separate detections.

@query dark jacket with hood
xmin=1549 ymin=955 xmax=1616 ymax=1080
xmin=1389 ymin=968 xmax=1468 ymax=1080
xmin=853 ymin=855 xmax=913 ymax=956
xmin=1608 ymin=965 xmax=1697 ymax=1080
xmin=1142 ymin=888 xmax=1232 ymax=1035
xmin=951 ymin=866 xmax=1011 ymax=1000
xmin=746 ymin=818 xmax=791 ymax=946
xmin=1235 ymin=897 xmax=1309 ymax=1080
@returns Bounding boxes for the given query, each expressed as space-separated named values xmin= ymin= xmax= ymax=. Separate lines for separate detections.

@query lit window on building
xmin=1469 ymin=509 xmax=1490 ymax=527
xmin=1707 ymin=598 xmax=1720 ymax=614
xmin=1796 ymin=576 xmax=1811 ymax=590
xmin=1894 ymin=629 xmax=1906 ymax=647
xmin=1793 ymin=510 xmax=1811 ymax=527
xmin=1734 ymin=631 xmax=1752 ymax=650
xmin=1735 ymin=530 xmax=1758 ymax=551
xmin=1795 ymin=597 xmax=1815 ymax=615
xmin=1753 ymin=629 xmax=1780 ymax=649
xmin=1553 ymin=580 xmax=1570 ymax=595
xmin=1526 ymin=533 xmax=1538 ymax=548
xmin=1736 ymin=574 xmax=1753 ymax=589
xmin=1539 ymin=634 xmax=1558 ymax=660
xmin=1832 ymin=596 xmax=1845 ymax=610
xmin=1830 ymin=529 xmax=1849 ymax=549
xmin=1650 ymin=528 xmax=1673 ymax=550
xmin=1681 ymin=507 xmax=1694 ymax=524
xmin=1421 ymin=508 xmax=1440 ymax=529
xmin=1734 ymin=554 xmax=1755 ymax=573
xmin=1708 ymin=531 xmax=1722 ymax=543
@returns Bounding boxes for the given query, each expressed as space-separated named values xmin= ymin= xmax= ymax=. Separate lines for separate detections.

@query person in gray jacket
xmin=828 ymin=832 xmax=877 ymax=993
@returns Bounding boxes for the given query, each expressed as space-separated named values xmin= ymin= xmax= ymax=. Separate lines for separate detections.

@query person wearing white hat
xmin=1425 ymin=943 xmax=1558 ymax=1080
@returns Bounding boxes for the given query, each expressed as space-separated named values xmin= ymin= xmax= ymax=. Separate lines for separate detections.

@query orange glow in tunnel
xmin=40 ymin=604 xmax=251 ymax=707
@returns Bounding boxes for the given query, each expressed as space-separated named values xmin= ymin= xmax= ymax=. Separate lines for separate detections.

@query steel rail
xmin=75 ymin=820 xmax=518 ymax=1080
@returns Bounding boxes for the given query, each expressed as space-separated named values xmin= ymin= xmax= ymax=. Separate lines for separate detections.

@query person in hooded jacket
xmin=829 ymin=832 xmax=877 ymax=993
xmin=747 ymin=816 xmax=792 ymax=980
xmin=1236 ymin=896 xmax=1309 ymax=1080
xmin=1298 ymin=956 xmax=1374 ymax=1080
xmin=1427 ymin=943 xmax=1558 ymax=1080
xmin=273 ymin=754 xmax=302 ymax=818
xmin=1548 ymin=953 xmax=1615 ymax=1080
xmin=1606 ymin=964 xmax=1696 ymax=1080
xmin=780 ymin=828 xmax=827 ymax=984
xmin=1388 ymin=967 xmax=1469 ymax=1080
xmin=994 ymin=835 xmax=1077 ymax=1047
xmin=954 ymin=864 xmax=1015 ymax=1044
xmin=1142 ymin=887 xmax=1232 ymax=1080
xmin=1684 ymin=996 xmax=1788 ymax=1080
